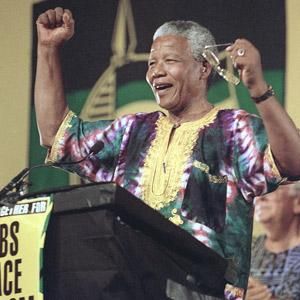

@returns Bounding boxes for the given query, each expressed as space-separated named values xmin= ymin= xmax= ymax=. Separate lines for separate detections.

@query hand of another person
xmin=36 ymin=7 xmax=74 ymax=48
xmin=245 ymin=277 xmax=273 ymax=300
xmin=226 ymin=39 xmax=268 ymax=98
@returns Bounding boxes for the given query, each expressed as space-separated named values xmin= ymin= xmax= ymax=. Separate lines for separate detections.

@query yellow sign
xmin=0 ymin=197 xmax=53 ymax=300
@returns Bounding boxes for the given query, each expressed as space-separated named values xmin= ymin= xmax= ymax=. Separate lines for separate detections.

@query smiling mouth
xmin=154 ymin=83 xmax=173 ymax=92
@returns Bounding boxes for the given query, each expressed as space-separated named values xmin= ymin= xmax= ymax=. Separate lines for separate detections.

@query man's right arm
xmin=34 ymin=7 xmax=75 ymax=147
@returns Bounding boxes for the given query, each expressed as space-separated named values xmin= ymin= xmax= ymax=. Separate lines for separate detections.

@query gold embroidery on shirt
xmin=141 ymin=107 xmax=220 ymax=210
xmin=265 ymin=144 xmax=282 ymax=179
xmin=193 ymin=160 xmax=210 ymax=173
xmin=47 ymin=111 xmax=75 ymax=163
xmin=193 ymin=160 xmax=227 ymax=183
xmin=169 ymin=208 xmax=184 ymax=225
xmin=208 ymin=174 xmax=227 ymax=184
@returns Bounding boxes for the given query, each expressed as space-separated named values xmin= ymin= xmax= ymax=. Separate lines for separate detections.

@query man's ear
xmin=200 ymin=61 xmax=212 ymax=80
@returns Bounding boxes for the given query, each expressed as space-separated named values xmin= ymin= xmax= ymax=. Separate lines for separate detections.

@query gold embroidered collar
xmin=141 ymin=106 xmax=220 ymax=211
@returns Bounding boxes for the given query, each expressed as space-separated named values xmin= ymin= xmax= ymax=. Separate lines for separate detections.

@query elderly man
xmin=35 ymin=7 xmax=300 ymax=300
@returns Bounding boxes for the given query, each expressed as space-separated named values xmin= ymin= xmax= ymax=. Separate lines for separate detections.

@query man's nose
xmin=152 ymin=63 xmax=166 ymax=78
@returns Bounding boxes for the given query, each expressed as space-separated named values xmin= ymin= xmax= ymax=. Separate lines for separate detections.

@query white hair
xmin=153 ymin=20 xmax=217 ymax=62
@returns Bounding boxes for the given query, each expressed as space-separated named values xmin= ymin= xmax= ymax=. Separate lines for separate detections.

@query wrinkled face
xmin=254 ymin=185 xmax=296 ymax=225
xmin=146 ymin=35 xmax=203 ymax=113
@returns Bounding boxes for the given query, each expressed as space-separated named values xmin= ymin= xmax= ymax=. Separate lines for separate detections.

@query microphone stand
xmin=0 ymin=164 xmax=54 ymax=207
xmin=0 ymin=141 xmax=105 ymax=207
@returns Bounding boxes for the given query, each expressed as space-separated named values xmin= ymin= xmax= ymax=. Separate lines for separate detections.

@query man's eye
xmin=166 ymin=59 xmax=177 ymax=63
xmin=148 ymin=61 xmax=155 ymax=66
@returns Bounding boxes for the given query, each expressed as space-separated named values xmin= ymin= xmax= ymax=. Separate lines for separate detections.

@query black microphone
xmin=0 ymin=167 xmax=30 ymax=199
xmin=89 ymin=140 xmax=105 ymax=155
xmin=51 ymin=140 xmax=104 ymax=167
xmin=0 ymin=140 xmax=105 ymax=204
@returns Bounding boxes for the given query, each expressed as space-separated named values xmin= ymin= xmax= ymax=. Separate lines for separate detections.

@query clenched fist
xmin=36 ymin=7 xmax=75 ymax=48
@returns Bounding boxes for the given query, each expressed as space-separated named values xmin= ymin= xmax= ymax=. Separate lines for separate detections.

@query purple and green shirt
xmin=47 ymin=107 xmax=282 ymax=299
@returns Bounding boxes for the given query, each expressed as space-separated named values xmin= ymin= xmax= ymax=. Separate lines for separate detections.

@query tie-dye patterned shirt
xmin=47 ymin=106 xmax=282 ymax=299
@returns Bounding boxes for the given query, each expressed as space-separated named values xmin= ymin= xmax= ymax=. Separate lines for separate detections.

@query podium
xmin=30 ymin=183 xmax=231 ymax=299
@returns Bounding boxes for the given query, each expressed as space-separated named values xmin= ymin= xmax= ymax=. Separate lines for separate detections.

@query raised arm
xmin=35 ymin=7 xmax=74 ymax=147
xmin=227 ymin=39 xmax=300 ymax=177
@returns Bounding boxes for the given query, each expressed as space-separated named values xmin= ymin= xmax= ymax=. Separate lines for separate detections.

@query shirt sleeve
xmin=233 ymin=111 xmax=283 ymax=201
xmin=46 ymin=110 xmax=134 ymax=182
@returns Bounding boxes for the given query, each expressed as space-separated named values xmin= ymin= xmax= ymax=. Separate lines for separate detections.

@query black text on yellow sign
xmin=0 ymin=199 xmax=51 ymax=300
xmin=0 ymin=221 xmax=34 ymax=299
